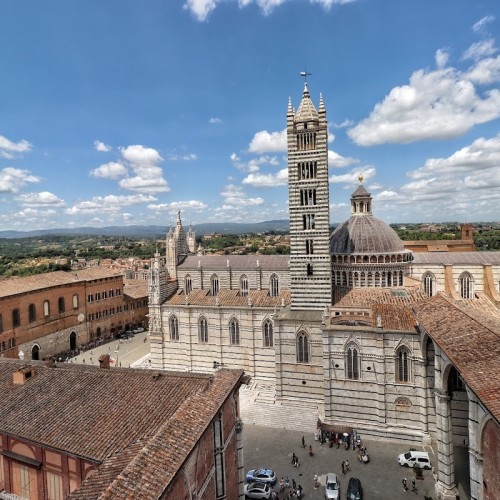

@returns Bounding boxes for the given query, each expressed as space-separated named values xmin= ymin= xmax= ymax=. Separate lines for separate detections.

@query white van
xmin=398 ymin=451 xmax=432 ymax=469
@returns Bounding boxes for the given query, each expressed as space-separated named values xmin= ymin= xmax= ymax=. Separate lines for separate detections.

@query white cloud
xmin=184 ymin=0 xmax=218 ymax=21
xmin=168 ymin=153 xmax=198 ymax=161
xmin=466 ymin=55 xmax=500 ymax=84
xmin=118 ymin=176 xmax=170 ymax=194
xmin=148 ymin=200 xmax=208 ymax=211
xmin=231 ymin=153 xmax=280 ymax=173
xmin=472 ymin=15 xmax=495 ymax=34
xmin=435 ymin=48 xmax=449 ymax=69
xmin=90 ymin=162 xmax=128 ymax=179
xmin=17 ymin=191 xmax=65 ymax=207
xmin=13 ymin=208 xmax=57 ymax=218
xmin=0 ymin=167 xmax=40 ymax=193
xmin=348 ymin=63 xmax=500 ymax=145
xmin=409 ymin=134 xmax=500 ymax=180
xmin=220 ymin=184 xmax=264 ymax=208
xmin=248 ymin=129 xmax=287 ymax=153
xmin=242 ymin=168 xmax=288 ymax=187
xmin=0 ymin=135 xmax=32 ymax=159
xmin=328 ymin=150 xmax=358 ymax=168
xmin=329 ymin=166 xmax=376 ymax=185
xmin=209 ymin=117 xmax=222 ymax=124
xmin=311 ymin=0 xmax=356 ymax=7
xmin=67 ymin=194 xmax=157 ymax=215
xmin=462 ymin=39 xmax=497 ymax=61
xmin=333 ymin=119 xmax=354 ymax=129
xmin=120 ymin=144 xmax=163 ymax=167
xmin=94 ymin=140 xmax=112 ymax=152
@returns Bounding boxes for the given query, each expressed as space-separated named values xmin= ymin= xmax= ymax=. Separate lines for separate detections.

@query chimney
xmin=99 ymin=354 xmax=111 ymax=369
xmin=13 ymin=365 xmax=35 ymax=385
xmin=44 ymin=356 xmax=56 ymax=368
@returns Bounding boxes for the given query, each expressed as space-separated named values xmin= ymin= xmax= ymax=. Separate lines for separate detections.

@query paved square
xmin=243 ymin=424 xmax=439 ymax=499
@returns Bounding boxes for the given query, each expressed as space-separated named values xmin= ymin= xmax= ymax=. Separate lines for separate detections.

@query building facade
xmin=149 ymin=83 xmax=500 ymax=500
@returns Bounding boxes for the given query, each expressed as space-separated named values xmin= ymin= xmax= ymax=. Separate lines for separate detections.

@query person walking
xmin=301 ymin=435 xmax=305 ymax=448
xmin=411 ymin=479 xmax=417 ymax=493
xmin=402 ymin=477 xmax=408 ymax=491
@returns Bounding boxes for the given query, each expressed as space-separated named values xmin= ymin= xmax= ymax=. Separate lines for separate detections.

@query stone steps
xmin=240 ymin=383 xmax=318 ymax=433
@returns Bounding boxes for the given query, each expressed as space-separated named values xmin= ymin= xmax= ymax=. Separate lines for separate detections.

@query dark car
xmin=347 ymin=477 xmax=363 ymax=500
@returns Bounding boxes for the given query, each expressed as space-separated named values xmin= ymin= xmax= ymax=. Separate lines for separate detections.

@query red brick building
xmin=0 ymin=358 xmax=246 ymax=499
xmin=0 ymin=269 xmax=148 ymax=361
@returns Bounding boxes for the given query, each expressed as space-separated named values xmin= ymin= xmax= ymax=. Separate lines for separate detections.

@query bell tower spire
xmin=287 ymin=77 xmax=331 ymax=310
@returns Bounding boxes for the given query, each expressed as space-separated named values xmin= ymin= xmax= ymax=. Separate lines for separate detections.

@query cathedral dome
xmin=329 ymin=214 xmax=406 ymax=255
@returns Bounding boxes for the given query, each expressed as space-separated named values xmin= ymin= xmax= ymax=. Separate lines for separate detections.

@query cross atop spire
xmin=300 ymin=70 xmax=312 ymax=83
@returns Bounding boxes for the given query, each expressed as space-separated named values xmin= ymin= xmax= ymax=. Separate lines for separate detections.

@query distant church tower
xmin=287 ymin=83 xmax=331 ymax=310
xmin=166 ymin=211 xmax=194 ymax=279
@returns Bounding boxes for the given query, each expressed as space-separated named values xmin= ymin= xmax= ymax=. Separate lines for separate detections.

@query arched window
xmin=396 ymin=347 xmax=411 ymax=383
xmin=199 ymin=316 xmax=208 ymax=343
xmin=263 ymin=319 xmax=273 ymax=347
xmin=296 ymin=331 xmax=310 ymax=363
xmin=28 ymin=304 xmax=36 ymax=323
xmin=345 ymin=343 xmax=360 ymax=380
xmin=229 ymin=318 xmax=240 ymax=345
xmin=459 ymin=272 xmax=474 ymax=299
xmin=240 ymin=275 xmax=249 ymax=297
xmin=12 ymin=309 xmax=20 ymax=328
xmin=8 ymin=338 xmax=15 ymax=349
xmin=270 ymin=274 xmax=279 ymax=297
xmin=32 ymin=344 xmax=40 ymax=361
xmin=72 ymin=294 xmax=79 ymax=309
xmin=185 ymin=275 xmax=192 ymax=295
xmin=0 ymin=314 xmax=3 ymax=333
xmin=169 ymin=315 xmax=179 ymax=341
xmin=422 ymin=272 xmax=435 ymax=297
xmin=44 ymin=300 xmax=50 ymax=317
xmin=58 ymin=297 xmax=65 ymax=314
xmin=211 ymin=274 xmax=220 ymax=296
xmin=70 ymin=331 xmax=77 ymax=351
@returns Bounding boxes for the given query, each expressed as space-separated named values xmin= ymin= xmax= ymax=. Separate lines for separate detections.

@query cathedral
xmin=148 ymin=83 xmax=500 ymax=500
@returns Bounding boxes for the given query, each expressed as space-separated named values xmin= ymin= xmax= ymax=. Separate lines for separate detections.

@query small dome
xmin=330 ymin=215 xmax=405 ymax=255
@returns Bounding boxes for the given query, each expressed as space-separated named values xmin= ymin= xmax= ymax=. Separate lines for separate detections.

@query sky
xmin=1 ymin=0 xmax=499 ymax=231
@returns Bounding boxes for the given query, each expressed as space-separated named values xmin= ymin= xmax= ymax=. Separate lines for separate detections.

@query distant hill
xmin=0 ymin=220 xmax=291 ymax=239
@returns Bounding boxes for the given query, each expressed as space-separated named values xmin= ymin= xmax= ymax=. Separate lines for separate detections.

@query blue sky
xmin=1 ymin=0 xmax=499 ymax=230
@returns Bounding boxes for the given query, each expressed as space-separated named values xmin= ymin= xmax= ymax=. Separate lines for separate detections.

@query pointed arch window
xmin=345 ymin=343 xmax=360 ymax=380
xmin=459 ymin=272 xmax=474 ymax=299
xmin=270 ymin=274 xmax=279 ymax=297
xmin=296 ymin=331 xmax=310 ymax=363
xmin=169 ymin=315 xmax=179 ymax=341
xmin=28 ymin=304 xmax=36 ymax=323
xmin=185 ymin=275 xmax=192 ymax=295
xmin=240 ymin=275 xmax=249 ymax=297
xmin=229 ymin=318 xmax=240 ymax=345
xmin=199 ymin=316 xmax=208 ymax=343
xmin=396 ymin=346 xmax=411 ymax=383
xmin=211 ymin=274 xmax=220 ymax=296
xmin=263 ymin=319 xmax=273 ymax=347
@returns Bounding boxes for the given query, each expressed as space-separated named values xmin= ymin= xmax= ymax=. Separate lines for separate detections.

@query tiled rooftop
xmin=72 ymin=268 xmax=124 ymax=281
xmin=413 ymin=294 xmax=500 ymax=422
xmin=412 ymin=251 xmax=500 ymax=265
xmin=166 ymin=288 xmax=291 ymax=308
xmin=178 ymin=254 xmax=289 ymax=271
xmin=333 ymin=286 xmax=427 ymax=309
xmin=123 ymin=279 xmax=148 ymax=299
xmin=0 ymin=359 xmax=243 ymax=499
xmin=0 ymin=271 xmax=78 ymax=298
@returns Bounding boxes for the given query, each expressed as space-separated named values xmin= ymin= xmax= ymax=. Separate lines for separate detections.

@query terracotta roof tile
xmin=179 ymin=254 xmax=289 ymax=271
xmin=71 ymin=268 xmax=124 ymax=281
xmin=0 ymin=271 xmax=78 ymax=297
xmin=413 ymin=294 xmax=500 ymax=422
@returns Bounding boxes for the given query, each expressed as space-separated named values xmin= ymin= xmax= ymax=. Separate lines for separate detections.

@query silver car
xmin=244 ymin=481 xmax=272 ymax=499
xmin=325 ymin=472 xmax=340 ymax=499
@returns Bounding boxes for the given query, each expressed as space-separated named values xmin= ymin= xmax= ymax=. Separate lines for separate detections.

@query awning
xmin=319 ymin=423 xmax=353 ymax=434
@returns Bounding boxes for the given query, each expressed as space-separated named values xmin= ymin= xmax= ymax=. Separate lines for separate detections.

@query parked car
xmin=245 ymin=468 xmax=277 ymax=486
xmin=324 ymin=472 xmax=340 ymax=499
xmin=346 ymin=477 xmax=363 ymax=500
xmin=244 ymin=481 xmax=272 ymax=499
xmin=398 ymin=450 xmax=432 ymax=469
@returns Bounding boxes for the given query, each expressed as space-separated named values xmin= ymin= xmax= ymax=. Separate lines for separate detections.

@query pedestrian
xmin=402 ymin=477 xmax=408 ymax=491
xmin=308 ymin=445 xmax=313 ymax=456
xmin=301 ymin=435 xmax=305 ymax=448
xmin=285 ymin=476 xmax=290 ymax=488
xmin=345 ymin=459 xmax=350 ymax=471
xmin=411 ymin=479 xmax=417 ymax=493
xmin=297 ymin=484 xmax=303 ymax=498
xmin=292 ymin=452 xmax=297 ymax=465
xmin=313 ymin=474 xmax=318 ymax=489
xmin=292 ymin=478 xmax=296 ymax=490
xmin=279 ymin=478 xmax=285 ymax=492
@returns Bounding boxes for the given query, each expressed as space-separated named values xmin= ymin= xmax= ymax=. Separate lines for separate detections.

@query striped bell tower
xmin=287 ymin=83 xmax=331 ymax=310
